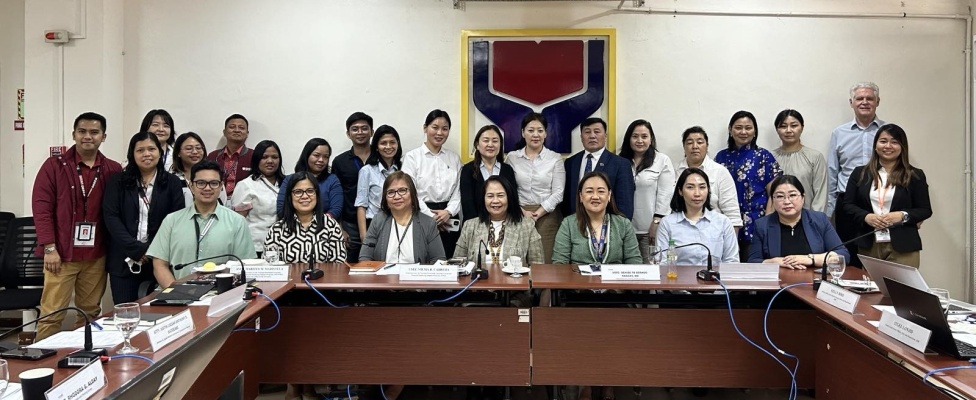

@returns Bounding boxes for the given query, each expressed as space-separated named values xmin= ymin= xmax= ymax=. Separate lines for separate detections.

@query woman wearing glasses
xmin=103 ymin=132 xmax=185 ymax=303
xmin=747 ymin=175 xmax=850 ymax=269
xmin=359 ymin=171 xmax=446 ymax=264
xmin=171 ymin=132 xmax=227 ymax=207
xmin=276 ymin=138 xmax=343 ymax=218
xmin=264 ymin=171 xmax=346 ymax=263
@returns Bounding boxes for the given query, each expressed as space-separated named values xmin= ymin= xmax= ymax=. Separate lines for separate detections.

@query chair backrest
xmin=0 ymin=211 xmax=18 ymax=261
xmin=1 ymin=217 xmax=44 ymax=289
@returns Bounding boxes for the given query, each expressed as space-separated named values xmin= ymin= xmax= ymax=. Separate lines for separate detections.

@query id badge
xmin=74 ymin=222 xmax=96 ymax=247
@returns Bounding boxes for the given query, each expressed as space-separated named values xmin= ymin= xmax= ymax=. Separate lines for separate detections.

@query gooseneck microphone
xmin=304 ymin=251 xmax=324 ymax=280
xmin=814 ymin=219 xmax=905 ymax=289
xmin=472 ymin=240 xmax=490 ymax=280
xmin=0 ymin=306 xmax=107 ymax=367
xmin=673 ymin=242 xmax=718 ymax=281
xmin=173 ymin=253 xmax=257 ymax=300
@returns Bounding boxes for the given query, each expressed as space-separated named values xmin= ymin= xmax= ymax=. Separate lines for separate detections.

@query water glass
xmin=646 ymin=245 xmax=663 ymax=265
xmin=930 ymin=288 xmax=951 ymax=313
xmin=0 ymin=359 xmax=8 ymax=398
xmin=264 ymin=249 xmax=280 ymax=264
xmin=826 ymin=254 xmax=846 ymax=283
xmin=114 ymin=302 xmax=141 ymax=354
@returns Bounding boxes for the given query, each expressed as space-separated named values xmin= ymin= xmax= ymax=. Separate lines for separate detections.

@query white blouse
xmin=505 ymin=147 xmax=566 ymax=213
xmin=230 ymin=176 xmax=280 ymax=252
xmin=401 ymin=144 xmax=462 ymax=217
xmin=632 ymin=152 xmax=676 ymax=234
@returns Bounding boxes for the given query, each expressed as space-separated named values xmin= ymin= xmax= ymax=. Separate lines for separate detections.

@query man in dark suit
xmin=563 ymin=117 xmax=636 ymax=218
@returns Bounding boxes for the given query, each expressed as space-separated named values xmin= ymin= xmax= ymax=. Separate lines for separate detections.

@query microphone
xmin=673 ymin=242 xmax=718 ymax=281
xmin=472 ymin=240 xmax=490 ymax=280
xmin=173 ymin=253 xmax=257 ymax=300
xmin=304 ymin=250 xmax=324 ymax=280
xmin=0 ymin=306 xmax=107 ymax=367
xmin=814 ymin=218 xmax=905 ymax=289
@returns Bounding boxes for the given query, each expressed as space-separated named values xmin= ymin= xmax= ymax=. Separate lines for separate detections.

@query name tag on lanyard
xmin=75 ymin=164 xmax=101 ymax=247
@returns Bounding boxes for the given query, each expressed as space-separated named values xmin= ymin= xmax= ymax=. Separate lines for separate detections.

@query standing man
xmin=32 ymin=112 xmax=123 ymax=340
xmin=148 ymin=160 xmax=256 ymax=288
xmin=827 ymin=82 xmax=885 ymax=267
xmin=207 ymin=114 xmax=253 ymax=198
xmin=331 ymin=112 xmax=373 ymax=262
xmin=563 ymin=117 xmax=636 ymax=218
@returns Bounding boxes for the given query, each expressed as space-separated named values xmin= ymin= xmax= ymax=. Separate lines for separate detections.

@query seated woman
xmin=359 ymin=171 xmax=446 ymax=264
xmin=455 ymin=176 xmax=544 ymax=265
xmin=553 ymin=171 xmax=641 ymax=265
xmin=748 ymin=175 xmax=850 ymax=269
xmin=264 ymin=171 xmax=347 ymax=263
xmin=656 ymin=168 xmax=739 ymax=265
xmin=103 ymin=131 xmax=185 ymax=303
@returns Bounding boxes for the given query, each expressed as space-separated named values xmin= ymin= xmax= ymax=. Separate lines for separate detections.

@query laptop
xmin=861 ymin=255 xmax=976 ymax=313
xmin=883 ymin=277 xmax=976 ymax=359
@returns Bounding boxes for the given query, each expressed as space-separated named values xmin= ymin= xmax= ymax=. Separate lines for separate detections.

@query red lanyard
xmin=76 ymin=164 xmax=101 ymax=220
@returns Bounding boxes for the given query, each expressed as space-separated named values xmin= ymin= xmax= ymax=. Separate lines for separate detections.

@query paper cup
xmin=19 ymin=367 xmax=55 ymax=400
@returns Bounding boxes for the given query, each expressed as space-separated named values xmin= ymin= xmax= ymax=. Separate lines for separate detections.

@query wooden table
xmin=257 ymin=262 xmax=532 ymax=386
xmin=529 ymin=264 xmax=817 ymax=388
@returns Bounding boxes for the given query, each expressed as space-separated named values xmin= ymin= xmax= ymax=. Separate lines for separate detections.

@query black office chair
xmin=0 ymin=217 xmax=45 ymax=316
xmin=0 ymin=212 xmax=18 ymax=256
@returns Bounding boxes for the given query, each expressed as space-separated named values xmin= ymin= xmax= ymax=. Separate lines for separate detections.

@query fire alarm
xmin=44 ymin=30 xmax=70 ymax=44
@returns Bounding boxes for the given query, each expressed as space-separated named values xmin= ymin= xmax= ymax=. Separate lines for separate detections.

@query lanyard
xmin=353 ymin=156 xmax=363 ymax=170
xmin=877 ymin=182 xmax=891 ymax=212
xmin=588 ymin=215 xmax=609 ymax=263
xmin=260 ymin=176 xmax=279 ymax=194
xmin=193 ymin=215 xmax=217 ymax=255
xmin=393 ymin=218 xmax=412 ymax=259
xmin=77 ymin=164 xmax=101 ymax=221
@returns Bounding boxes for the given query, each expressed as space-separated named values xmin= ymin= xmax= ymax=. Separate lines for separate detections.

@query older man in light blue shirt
xmin=826 ymin=82 xmax=886 ymax=267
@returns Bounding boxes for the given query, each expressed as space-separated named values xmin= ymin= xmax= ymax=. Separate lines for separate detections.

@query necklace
xmin=782 ymin=219 xmax=800 ymax=236
xmin=487 ymin=221 xmax=506 ymax=264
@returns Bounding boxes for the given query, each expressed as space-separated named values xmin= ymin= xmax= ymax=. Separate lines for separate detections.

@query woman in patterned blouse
xmin=264 ymin=171 xmax=347 ymax=263
xmin=715 ymin=110 xmax=783 ymax=261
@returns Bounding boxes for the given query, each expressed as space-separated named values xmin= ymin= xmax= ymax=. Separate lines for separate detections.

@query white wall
xmin=12 ymin=0 xmax=973 ymax=297
xmin=0 ymin=0 xmax=25 ymax=215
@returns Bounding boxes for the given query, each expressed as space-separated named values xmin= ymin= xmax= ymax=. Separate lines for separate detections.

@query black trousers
xmin=833 ymin=193 xmax=862 ymax=267
xmin=426 ymin=201 xmax=460 ymax=258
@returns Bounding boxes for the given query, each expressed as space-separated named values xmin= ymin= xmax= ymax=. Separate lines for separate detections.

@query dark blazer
xmin=747 ymin=208 xmax=850 ymax=262
xmin=359 ymin=212 xmax=446 ymax=264
xmin=459 ymin=161 xmax=517 ymax=221
xmin=102 ymin=171 xmax=185 ymax=277
xmin=841 ymin=166 xmax=932 ymax=252
xmin=563 ymin=150 xmax=636 ymax=218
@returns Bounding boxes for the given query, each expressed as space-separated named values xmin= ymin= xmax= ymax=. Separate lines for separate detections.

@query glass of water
xmin=0 ymin=359 xmax=8 ymax=398
xmin=930 ymin=288 xmax=950 ymax=313
xmin=114 ymin=302 xmax=141 ymax=354
xmin=826 ymin=254 xmax=846 ymax=283
xmin=646 ymin=245 xmax=662 ymax=265
xmin=264 ymin=248 xmax=280 ymax=265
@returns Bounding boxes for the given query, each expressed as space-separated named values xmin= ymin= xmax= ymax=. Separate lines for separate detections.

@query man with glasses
xmin=32 ymin=112 xmax=123 ymax=340
xmin=331 ymin=112 xmax=374 ymax=261
xmin=207 ymin=114 xmax=253 ymax=197
xmin=148 ymin=160 xmax=256 ymax=288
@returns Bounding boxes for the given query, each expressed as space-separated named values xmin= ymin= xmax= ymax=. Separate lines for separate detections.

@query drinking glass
xmin=264 ymin=249 xmax=280 ymax=265
xmin=0 ymin=359 xmax=8 ymax=398
xmin=509 ymin=256 xmax=523 ymax=278
xmin=114 ymin=302 xmax=141 ymax=354
xmin=930 ymin=288 xmax=951 ymax=313
xmin=826 ymin=254 xmax=846 ymax=283
xmin=646 ymin=245 xmax=662 ymax=265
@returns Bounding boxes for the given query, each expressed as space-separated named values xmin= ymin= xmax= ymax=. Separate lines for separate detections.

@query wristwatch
xmin=43 ymin=246 xmax=56 ymax=254
xmin=901 ymin=211 xmax=910 ymax=223
xmin=808 ymin=254 xmax=816 ymax=266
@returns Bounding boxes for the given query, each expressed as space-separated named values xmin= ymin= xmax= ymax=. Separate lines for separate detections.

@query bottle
xmin=666 ymin=239 xmax=678 ymax=279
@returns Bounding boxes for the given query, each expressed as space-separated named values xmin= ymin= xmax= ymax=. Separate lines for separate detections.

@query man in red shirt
xmin=206 ymin=114 xmax=253 ymax=197
xmin=32 ymin=112 xmax=123 ymax=340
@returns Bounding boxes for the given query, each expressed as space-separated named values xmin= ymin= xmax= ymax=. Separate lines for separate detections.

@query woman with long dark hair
xmin=355 ymin=125 xmax=403 ymax=242
xmin=102 ymin=132 xmax=184 ymax=303
xmin=655 ymin=168 xmax=739 ymax=265
xmin=455 ymin=176 xmax=543 ymax=264
xmin=460 ymin=125 xmax=517 ymax=222
xmin=552 ymin=172 xmax=641 ymax=265
xmin=276 ymin=138 xmax=342 ymax=218
xmin=618 ymin=119 xmax=675 ymax=261
xmin=842 ymin=124 xmax=931 ymax=267
xmin=229 ymin=140 xmax=284 ymax=256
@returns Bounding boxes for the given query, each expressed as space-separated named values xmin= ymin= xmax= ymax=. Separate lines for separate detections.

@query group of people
xmin=29 ymin=82 xmax=931 ymax=392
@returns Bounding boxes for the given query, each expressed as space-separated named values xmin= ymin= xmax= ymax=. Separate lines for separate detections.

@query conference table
xmin=7 ymin=262 xmax=976 ymax=399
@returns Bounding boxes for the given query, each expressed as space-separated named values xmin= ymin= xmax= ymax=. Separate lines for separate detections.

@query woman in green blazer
xmin=553 ymin=171 xmax=642 ymax=265
xmin=455 ymin=176 xmax=544 ymax=265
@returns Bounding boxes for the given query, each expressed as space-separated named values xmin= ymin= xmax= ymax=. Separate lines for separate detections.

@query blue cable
xmin=233 ymin=293 xmax=281 ymax=332
xmin=347 ymin=385 xmax=352 ymax=399
xmin=763 ymin=282 xmax=812 ymax=400
xmin=715 ymin=278 xmax=797 ymax=399
xmin=304 ymin=276 xmax=349 ymax=308
xmin=427 ymin=276 xmax=480 ymax=306
xmin=109 ymin=354 xmax=154 ymax=364
xmin=923 ymin=365 xmax=976 ymax=389
xmin=380 ymin=384 xmax=389 ymax=400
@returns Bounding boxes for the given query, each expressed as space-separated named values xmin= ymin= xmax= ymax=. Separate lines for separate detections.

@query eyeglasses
xmin=349 ymin=125 xmax=371 ymax=134
xmin=182 ymin=146 xmax=203 ymax=153
xmin=385 ymin=187 xmax=409 ymax=198
xmin=291 ymin=188 xmax=317 ymax=198
xmin=192 ymin=180 xmax=221 ymax=189
xmin=773 ymin=193 xmax=802 ymax=203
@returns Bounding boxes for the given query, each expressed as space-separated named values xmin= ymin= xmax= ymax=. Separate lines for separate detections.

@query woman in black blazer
xmin=103 ymin=132 xmax=185 ymax=303
xmin=842 ymin=124 xmax=931 ymax=268
xmin=460 ymin=125 xmax=517 ymax=221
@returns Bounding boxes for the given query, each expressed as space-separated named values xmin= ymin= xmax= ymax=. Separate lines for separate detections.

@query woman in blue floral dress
xmin=715 ymin=110 xmax=782 ymax=261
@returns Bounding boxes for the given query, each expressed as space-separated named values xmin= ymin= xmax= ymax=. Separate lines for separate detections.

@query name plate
xmin=601 ymin=264 xmax=660 ymax=281
xmin=228 ymin=264 xmax=290 ymax=281
xmin=878 ymin=310 xmax=932 ymax=353
xmin=147 ymin=310 xmax=194 ymax=352
xmin=399 ymin=265 xmax=458 ymax=282
xmin=45 ymin=359 xmax=105 ymax=400
xmin=720 ymin=263 xmax=780 ymax=281
xmin=816 ymin=281 xmax=860 ymax=314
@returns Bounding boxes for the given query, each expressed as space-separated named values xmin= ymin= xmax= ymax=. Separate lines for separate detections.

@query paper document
xmin=433 ymin=260 xmax=475 ymax=276
xmin=375 ymin=263 xmax=407 ymax=275
xmin=577 ymin=265 xmax=602 ymax=276
xmin=867 ymin=320 xmax=880 ymax=328
xmin=0 ymin=383 xmax=22 ymax=400
xmin=27 ymin=331 xmax=124 ymax=349
xmin=872 ymin=305 xmax=896 ymax=314
xmin=838 ymin=279 xmax=880 ymax=291
xmin=955 ymin=333 xmax=976 ymax=347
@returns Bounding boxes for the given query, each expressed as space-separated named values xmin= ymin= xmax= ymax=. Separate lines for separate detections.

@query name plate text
xmin=816 ymin=282 xmax=860 ymax=314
